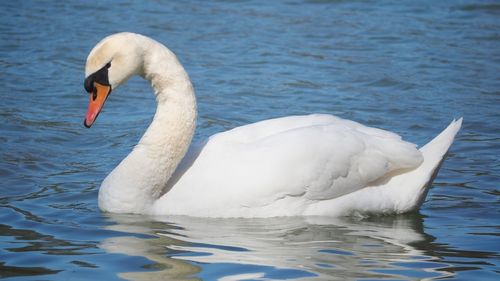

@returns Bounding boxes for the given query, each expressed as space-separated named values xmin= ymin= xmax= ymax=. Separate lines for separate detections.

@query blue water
xmin=1 ymin=0 xmax=499 ymax=280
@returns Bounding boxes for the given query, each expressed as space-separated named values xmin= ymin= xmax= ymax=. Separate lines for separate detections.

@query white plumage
xmin=84 ymin=33 xmax=462 ymax=218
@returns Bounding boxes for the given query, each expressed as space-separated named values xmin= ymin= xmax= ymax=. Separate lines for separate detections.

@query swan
xmin=83 ymin=32 xmax=462 ymax=218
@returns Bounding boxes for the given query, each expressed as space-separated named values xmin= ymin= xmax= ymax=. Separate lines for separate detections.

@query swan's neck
xmin=98 ymin=43 xmax=196 ymax=214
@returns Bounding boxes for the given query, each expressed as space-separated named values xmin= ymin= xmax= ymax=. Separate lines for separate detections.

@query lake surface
xmin=1 ymin=0 xmax=499 ymax=280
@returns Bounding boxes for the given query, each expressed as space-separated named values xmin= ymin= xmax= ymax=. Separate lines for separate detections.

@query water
xmin=1 ymin=0 xmax=499 ymax=280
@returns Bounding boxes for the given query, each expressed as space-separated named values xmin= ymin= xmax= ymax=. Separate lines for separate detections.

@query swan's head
xmin=83 ymin=33 xmax=145 ymax=128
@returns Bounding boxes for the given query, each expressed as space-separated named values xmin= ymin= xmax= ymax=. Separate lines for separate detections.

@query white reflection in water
xmin=100 ymin=214 xmax=455 ymax=280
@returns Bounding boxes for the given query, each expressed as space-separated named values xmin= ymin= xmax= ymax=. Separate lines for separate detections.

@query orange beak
xmin=84 ymin=82 xmax=111 ymax=128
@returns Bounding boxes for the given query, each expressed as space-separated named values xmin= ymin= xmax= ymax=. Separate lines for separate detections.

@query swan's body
xmin=84 ymin=33 xmax=462 ymax=218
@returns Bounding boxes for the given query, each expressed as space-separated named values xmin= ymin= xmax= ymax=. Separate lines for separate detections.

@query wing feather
xmin=171 ymin=114 xmax=423 ymax=208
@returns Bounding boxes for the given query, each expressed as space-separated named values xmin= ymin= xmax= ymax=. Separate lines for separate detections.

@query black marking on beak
xmin=84 ymin=62 xmax=111 ymax=93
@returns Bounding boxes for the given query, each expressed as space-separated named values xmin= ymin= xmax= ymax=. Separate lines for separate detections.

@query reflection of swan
xmin=84 ymin=32 xmax=462 ymax=217
xmin=100 ymin=214 xmax=455 ymax=280
xmin=100 ymin=221 xmax=200 ymax=281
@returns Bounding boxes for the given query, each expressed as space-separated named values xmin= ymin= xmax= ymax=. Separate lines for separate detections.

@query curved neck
xmin=139 ymin=43 xmax=197 ymax=154
xmin=139 ymin=44 xmax=197 ymax=191
xmin=98 ymin=41 xmax=196 ymax=214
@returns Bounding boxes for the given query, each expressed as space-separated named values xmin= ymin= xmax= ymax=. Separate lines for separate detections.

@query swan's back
xmin=155 ymin=114 xmax=424 ymax=217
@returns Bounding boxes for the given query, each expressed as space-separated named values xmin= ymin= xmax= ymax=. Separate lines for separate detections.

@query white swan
xmin=83 ymin=33 xmax=462 ymax=218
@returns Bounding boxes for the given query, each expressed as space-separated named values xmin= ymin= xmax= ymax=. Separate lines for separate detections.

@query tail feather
xmin=410 ymin=118 xmax=463 ymax=209
xmin=421 ymin=118 xmax=463 ymax=156
xmin=394 ymin=118 xmax=463 ymax=212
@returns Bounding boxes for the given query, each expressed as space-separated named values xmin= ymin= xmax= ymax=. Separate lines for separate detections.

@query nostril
xmin=92 ymin=89 xmax=97 ymax=101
